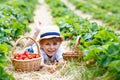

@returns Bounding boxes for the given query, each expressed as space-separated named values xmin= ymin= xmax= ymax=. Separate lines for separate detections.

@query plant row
xmin=68 ymin=0 xmax=120 ymax=30
xmin=45 ymin=0 xmax=120 ymax=79
xmin=0 ymin=0 xmax=38 ymax=79
xmin=85 ymin=0 xmax=120 ymax=14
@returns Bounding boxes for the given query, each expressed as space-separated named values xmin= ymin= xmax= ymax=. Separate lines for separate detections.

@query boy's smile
xmin=41 ymin=39 xmax=61 ymax=56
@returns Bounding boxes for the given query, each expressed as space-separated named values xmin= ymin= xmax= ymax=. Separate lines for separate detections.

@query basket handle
xmin=12 ymin=36 xmax=40 ymax=57
xmin=74 ymin=36 xmax=81 ymax=52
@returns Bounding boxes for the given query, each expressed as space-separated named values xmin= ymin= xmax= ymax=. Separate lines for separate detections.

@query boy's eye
xmin=45 ymin=43 xmax=50 ymax=45
xmin=53 ymin=42 xmax=57 ymax=45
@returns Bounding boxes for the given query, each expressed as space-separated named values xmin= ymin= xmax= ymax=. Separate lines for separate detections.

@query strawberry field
xmin=0 ymin=0 xmax=120 ymax=80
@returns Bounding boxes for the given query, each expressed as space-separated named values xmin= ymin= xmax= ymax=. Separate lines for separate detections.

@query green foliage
xmin=84 ymin=42 xmax=120 ymax=78
xmin=0 ymin=44 xmax=14 ymax=80
xmin=68 ymin=0 xmax=120 ymax=29
xmin=109 ymin=60 xmax=120 ymax=72
xmin=46 ymin=0 xmax=120 ymax=79
xmin=0 ymin=0 xmax=38 ymax=79
xmin=0 ymin=67 xmax=14 ymax=80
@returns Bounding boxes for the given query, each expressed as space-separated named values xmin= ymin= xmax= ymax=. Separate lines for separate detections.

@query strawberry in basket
xmin=14 ymin=51 xmax=40 ymax=60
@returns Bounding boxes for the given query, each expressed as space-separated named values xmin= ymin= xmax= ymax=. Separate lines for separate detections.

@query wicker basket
xmin=63 ymin=51 xmax=83 ymax=60
xmin=63 ymin=36 xmax=83 ymax=60
xmin=11 ymin=36 xmax=41 ymax=72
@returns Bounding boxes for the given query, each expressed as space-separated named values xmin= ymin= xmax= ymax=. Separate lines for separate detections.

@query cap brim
xmin=38 ymin=36 xmax=64 ymax=42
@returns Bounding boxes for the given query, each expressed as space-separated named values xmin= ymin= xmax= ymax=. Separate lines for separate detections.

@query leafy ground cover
xmin=0 ymin=0 xmax=38 ymax=79
xmin=68 ymin=0 xmax=120 ymax=30
xmin=45 ymin=0 xmax=120 ymax=79
xmin=1 ymin=0 xmax=120 ymax=80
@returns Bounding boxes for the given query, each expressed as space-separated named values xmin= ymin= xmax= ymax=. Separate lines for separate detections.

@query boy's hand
xmin=42 ymin=64 xmax=56 ymax=73
xmin=47 ymin=65 xmax=56 ymax=73
xmin=47 ymin=60 xmax=60 ymax=73
xmin=54 ymin=60 xmax=59 ymax=65
xmin=35 ymin=20 xmax=41 ymax=31
xmin=53 ymin=60 xmax=67 ymax=70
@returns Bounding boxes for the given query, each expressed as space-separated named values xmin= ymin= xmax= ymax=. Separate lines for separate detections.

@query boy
xmin=25 ymin=25 xmax=64 ymax=73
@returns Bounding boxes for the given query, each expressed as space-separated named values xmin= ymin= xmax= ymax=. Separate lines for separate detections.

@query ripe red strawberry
xmin=32 ymin=54 xmax=36 ymax=58
xmin=21 ymin=55 xmax=27 ymax=60
xmin=32 ymin=54 xmax=40 ymax=58
xmin=35 ymin=54 xmax=40 ymax=58
xmin=23 ymin=51 xmax=29 ymax=56
xmin=15 ymin=56 xmax=21 ymax=60
xmin=17 ymin=53 xmax=21 ymax=57
xmin=28 ymin=54 xmax=33 ymax=59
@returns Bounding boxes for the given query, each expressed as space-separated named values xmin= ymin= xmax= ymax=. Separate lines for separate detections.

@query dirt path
xmin=24 ymin=0 xmax=53 ymax=39
xmin=61 ymin=0 xmax=104 ymax=26
xmin=61 ymin=0 xmax=120 ymax=33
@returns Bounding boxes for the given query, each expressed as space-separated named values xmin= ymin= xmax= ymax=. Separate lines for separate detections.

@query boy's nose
xmin=50 ymin=45 xmax=54 ymax=49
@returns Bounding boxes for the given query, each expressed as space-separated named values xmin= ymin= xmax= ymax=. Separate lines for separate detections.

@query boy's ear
xmin=40 ymin=44 xmax=43 ymax=48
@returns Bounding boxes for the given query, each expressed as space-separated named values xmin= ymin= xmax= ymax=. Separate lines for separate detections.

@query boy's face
xmin=40 ymin=38 xmax=61 ymax=57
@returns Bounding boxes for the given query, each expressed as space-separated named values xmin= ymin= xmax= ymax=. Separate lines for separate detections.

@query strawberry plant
xmin=46 ymin=0 xmax=120 ymax=79
xmin=0 ymin=0 xmax=38 ymax=79
xmin=68 ymin=0 xmax=120 ymax=29
xmin=0 ymin=44 xmax=14 ymax=80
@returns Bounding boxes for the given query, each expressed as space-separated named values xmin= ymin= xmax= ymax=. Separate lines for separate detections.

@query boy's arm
xmin=24 ymin=30 xmax=40 ymax=47
xmin=24 ymin=21 xmax=41 ymax=47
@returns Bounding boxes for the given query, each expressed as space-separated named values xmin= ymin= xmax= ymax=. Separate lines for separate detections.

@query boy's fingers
xmin=48 ymin=66 xmax=56 ymax=73
xmin=54 ymin=60 xmax=59 ymax=65
xmin=34 ymin=20 xmax=42 ymax=30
